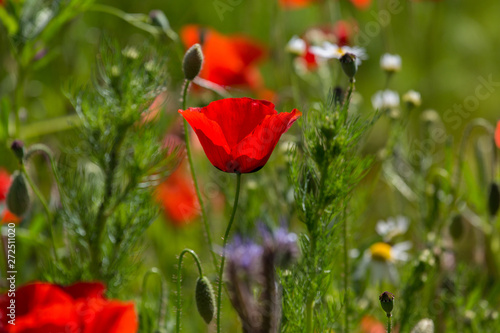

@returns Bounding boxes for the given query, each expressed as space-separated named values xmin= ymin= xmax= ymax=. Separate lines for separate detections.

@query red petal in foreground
xmin=0 ymin=281 xmax=138 ymax=333
xmin=179 ymin=98 xmax=301 ymax=173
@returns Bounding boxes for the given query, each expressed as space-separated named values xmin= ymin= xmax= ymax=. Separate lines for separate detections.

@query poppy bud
xmin=6 ymin=171 xmax=31 ymax=216
xmin=488 ymin=182 xmax=500 ymax=217
xmin=11 ymin=140 xmax=25 ymax=162
xmin=183 ymin=44 xmax=204 ymax=81
xmin=449 ymin=214 xmax=464 ymax=240
xmin=339 ymin=53 xmax=357 ymax=80
xmin=195 ymin=276 xmax=216 ymax=324
xmin=379 ymin=291 xmax=394 ymax=317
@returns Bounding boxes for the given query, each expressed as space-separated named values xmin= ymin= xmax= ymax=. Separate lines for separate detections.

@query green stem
xmin=19 ymin=114 xmax=81 ymax=140
xmin=176 ymin=249 xmax=204 ymax=333
xmin=387 ymin=314 xmax=392 ymax=333
xmin=343 ymin=204 xmax=349 ymax=333
xmin=305 ymin=296 xmax=314 ymax=333
xmin=216 ymin=173 xmax=242 ymax=333
xmin=181 ymin=79 xmax=218 ymax=270
xmin=141 ymin=268 xmax=165 ymax=331
xmin=20 ymin=164 xmax=59 ymax=262
xmin=90 ymin=130 xmax=127 ymax=275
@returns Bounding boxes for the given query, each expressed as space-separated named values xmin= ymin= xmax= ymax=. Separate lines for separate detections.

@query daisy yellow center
xmin=369 ymin=242 xmax=392 ymax=262
xmin=336 ymin=47 xmax=345 ymax=56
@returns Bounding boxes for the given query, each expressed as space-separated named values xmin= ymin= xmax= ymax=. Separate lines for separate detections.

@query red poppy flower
xmin=360 ymin=315 xmax=386 ymax=333
xmin=156 ymin=164 xmax=200 ymax=227
xmin=180 ymin=25 xmax=266 ymax=91
xmin=179 ymin=98 xmax=301 ymax=173
xmin=0 ymin=281 xmax=138 ymax=333
xmin=0 ymin=169 xmax=10 ymax=201
xmin=350 ymin=0 xmax=372 ymax=9
xmin=279 ymin=0 xmax=317 ymax=9
xmin=495 ymin=120 xmax=500 ymax=148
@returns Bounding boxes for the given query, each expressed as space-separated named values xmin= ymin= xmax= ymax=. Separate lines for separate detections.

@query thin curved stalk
xmin=181 ymin=80 xmax=218 ymax=270
xmin=216 ymin=173 xmax=242 ymax=333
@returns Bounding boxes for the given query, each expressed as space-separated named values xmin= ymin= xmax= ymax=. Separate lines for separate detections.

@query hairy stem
xmin=176 ymin=249 xmax=204 ymax=333
xmin=21 ymin=164 xmax=58 ymax=263
xmin=216 ymin=173 xmax=242 ymax=333
xmin=181 ymin=79 xmax=218 ymax=270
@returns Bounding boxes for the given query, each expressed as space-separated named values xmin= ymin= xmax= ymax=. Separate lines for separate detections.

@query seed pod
xmin=183 ymin=44 xmax=204 ymax=81
xmin=379 ymin=291 xmax=395 ymax=317
xmin=488 ymin=182 xmax=500 ymax=217
xmin=6 ymin=171 xmax=30 ymax=216
xmin=339 ymin=53 xmax=357 ymax=80
xmin=195 ymin=276 xmax=215 ymax=324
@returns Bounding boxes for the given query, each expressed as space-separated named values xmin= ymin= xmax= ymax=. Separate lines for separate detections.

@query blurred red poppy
xmin=279 ymin=0 xmax=317 ymax=8
xmin=350 ymin=0 xmax=372 ymax=9
xmin=495 ymin=120 xmax=500 ymax=148
xmin=156 ymin=164 xmax=200 ymax=227
xmin=0 ymin=169 xmax=10 ymax=201
xmin=180 ymin=25 xmax=266 ymax=91
xmin=360 ymin=315 xmax=386 ymax=333
xmin=0 ymin=169 xmax=20 ymax=224
xmin=0 ymin=281 xmax=137 ymax=333
xmin=179 ymin=98 xmax=301 ymax=173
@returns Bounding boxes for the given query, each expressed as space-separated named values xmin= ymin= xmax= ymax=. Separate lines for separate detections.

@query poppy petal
xmin=83 ymin=301 xmax=138 ymax=333
xmin=63 ymin=282 xmax=106 ymax=300
xmin=202 ymin=98 xmax=277 ymax=147
xmin=233 ymin=109 xmax=301 ymax=172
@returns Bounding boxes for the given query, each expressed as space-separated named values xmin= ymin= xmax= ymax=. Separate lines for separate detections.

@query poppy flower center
xmin=369 ymin=242 xmax=392 ymax=262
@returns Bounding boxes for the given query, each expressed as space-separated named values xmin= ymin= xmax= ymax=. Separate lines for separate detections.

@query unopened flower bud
xmin=379 ymin=291 xmax=394 ymax=317
xmin=6 ymin=171 xmax=31 ymax=216
xmin=195 ymin=276 xmax=216 ymax=324
xmin=449 ymin=214 xmax=464 ymax=240
xmin=488 ymin=182 xmax=500 ymax=217
xmin=183 ymin=44 xmax=204 ymax=81
xmin=339 ymin=53 xmax=357 ymax=80
xmin=11 ymin=140 xmax=25 ymax=162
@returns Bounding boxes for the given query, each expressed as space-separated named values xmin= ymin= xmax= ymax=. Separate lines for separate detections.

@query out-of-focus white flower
xmin=371 ymin=89 xmax=400 ymax=110
xmin=402 ymin=90 xmax=422 ymax=108
xmin=310 ymin=42 xmax=367 ymax=65
xmin=376 ymin=215 xmax=410 ymax=241
xmin=410 ymin=318 xmax=434 ymax=333
xmin=354 ymin=241 xmax=411 ymax=285
xmin=380 ymin=53 xmax=402 ymax=72
xmin=286 ymin=36 xmax=307 ymax=56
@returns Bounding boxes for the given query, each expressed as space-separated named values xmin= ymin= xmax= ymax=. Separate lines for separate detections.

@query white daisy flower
xmin=402 ymin=90 xmax=422 ymax=108
xmin=376 ymin=215 xmax=410 ymax=241
xmin=310 ymin=41 xmax=367 ymax=65
xmin=380 ymin=53 xmax=402 ymax=72
xmin=286 ymin=35 xmax=307 ymax=56
xmin=371 ymin=89 xmax=400 ymax=110
xmin=354 ymin=241 xmax=412 ymax=285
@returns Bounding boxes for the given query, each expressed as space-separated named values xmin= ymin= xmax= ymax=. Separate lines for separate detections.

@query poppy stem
xmin=141 ymin=268 xmax=165 ymax=332
xmin=216 ymin=173 xmax=242 ymax=333
xmin=181 ymin=79 xmax=218 ymax=270
xmin=176 ymin=248 xmax=204 ymax=333
xmin=20 ymin=164 xmax=59 ymax=264
xmin=387 ymin=314 xmax=392 ymax=333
